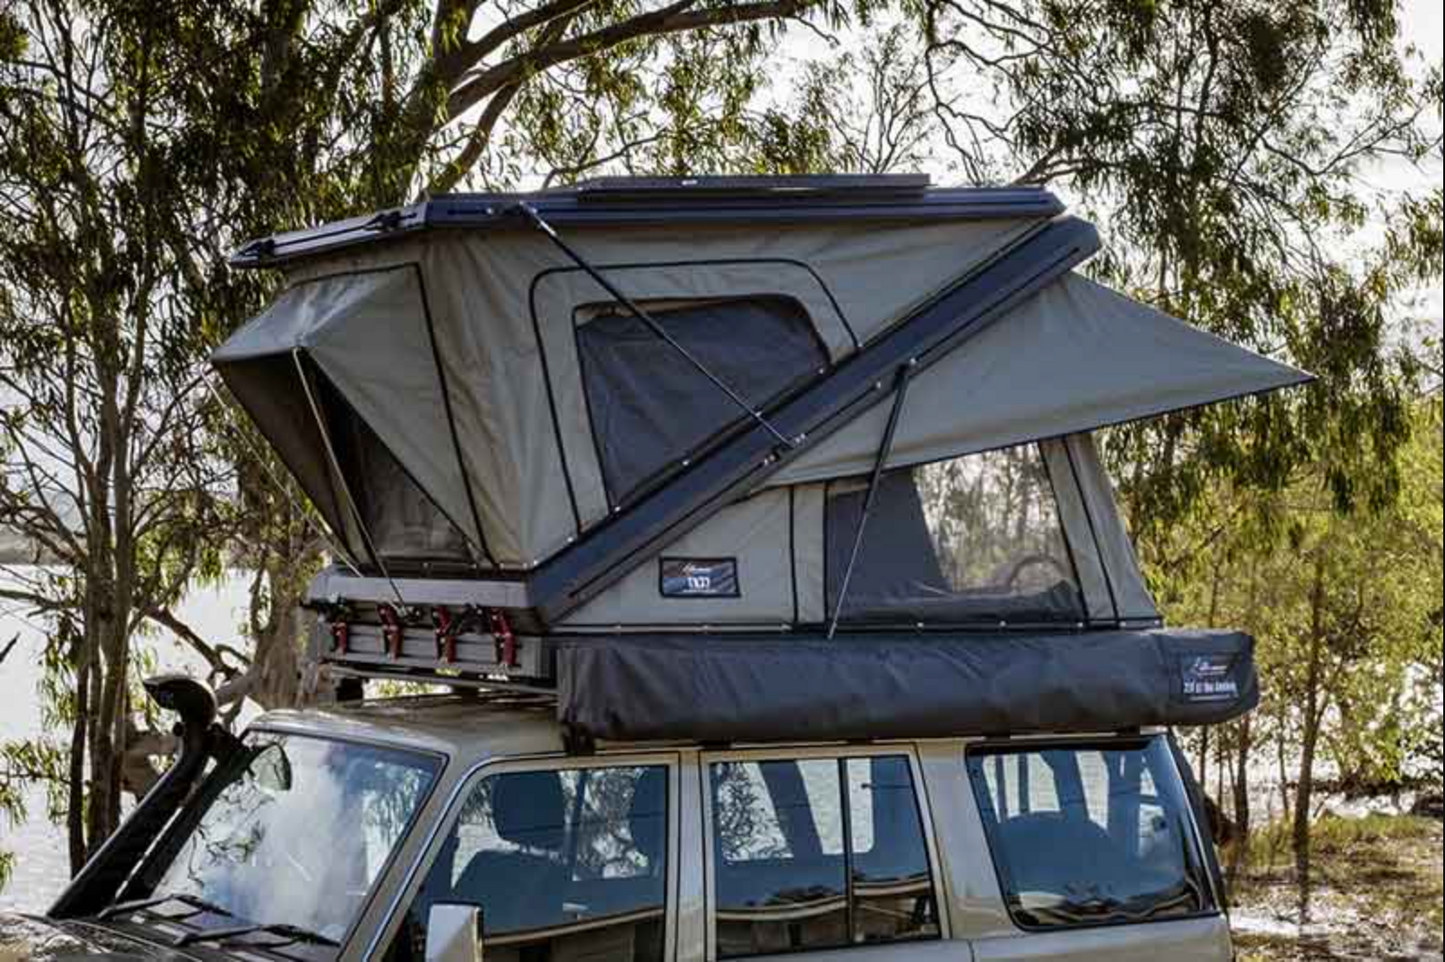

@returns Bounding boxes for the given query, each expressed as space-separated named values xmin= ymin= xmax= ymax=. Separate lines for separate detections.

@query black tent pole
xmin=828 ymin=362 xmax=915 ymax=639
xmin=515 ymin=202 xmax=798 ymax=451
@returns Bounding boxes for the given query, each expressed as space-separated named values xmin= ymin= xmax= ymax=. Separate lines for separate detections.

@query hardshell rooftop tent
xmin=215 ymin=174 xmax=1311 ymax=743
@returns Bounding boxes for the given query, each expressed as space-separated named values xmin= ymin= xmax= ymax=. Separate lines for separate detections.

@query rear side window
xmin=578 ymin=297 xmax=825 ymax=505
xmin=967 ymin=738 xmax=1213 ymax=930
xmin=709 ymin=755 xmax=939 ymax=957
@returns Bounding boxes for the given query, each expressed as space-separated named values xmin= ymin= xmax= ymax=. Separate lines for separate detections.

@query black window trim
xmin=703 ymin=747 xmax=947 ymax=958
xmin=964 ymin=734 xmax=1220 ymax=935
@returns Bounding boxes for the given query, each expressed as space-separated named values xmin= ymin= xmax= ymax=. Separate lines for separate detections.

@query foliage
xmin=0 ymin=0 xmax=1440 ymax=901
xmin=1155 ymin=398 xmax=1444 ymax=882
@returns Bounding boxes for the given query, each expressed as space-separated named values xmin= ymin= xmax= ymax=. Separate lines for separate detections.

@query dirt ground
xmin=1229 ymin=814 xmax=1444 ymax=961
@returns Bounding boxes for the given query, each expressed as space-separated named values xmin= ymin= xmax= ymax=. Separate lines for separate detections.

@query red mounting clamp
xmin=487 ymin=608 xmax=518 ymax=669
xmin=432 ymin=606 xmax=458 ymax=664
xmin=378 ymin=603 xmax=406 ymax=659
xmin=329 ymin=605 xmax=352 ymax=655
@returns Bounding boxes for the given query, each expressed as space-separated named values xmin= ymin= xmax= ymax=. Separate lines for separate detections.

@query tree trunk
xmin=1230 ymin=713 xmax=1253 ymax=883
xmin=1293 ymin=554 xmax=1328 ymax=917
xmin=66 ymin=654 xmax=90 ymax=876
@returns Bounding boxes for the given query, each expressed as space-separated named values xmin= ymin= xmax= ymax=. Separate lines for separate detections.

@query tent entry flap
xmin=769 ymin=271 xmax=1314 ymax=487
xmin=556 ymin=628 xmax=1260 ymax=743
xmin=215 ymin=355 xmax=362 ymax=562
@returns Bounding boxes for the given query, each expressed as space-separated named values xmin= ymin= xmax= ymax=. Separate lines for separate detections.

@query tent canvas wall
xmin=215 ymin=175 xmax=1309 ymax=742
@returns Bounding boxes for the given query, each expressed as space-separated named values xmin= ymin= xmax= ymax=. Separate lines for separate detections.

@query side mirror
xmin=426 ymin=903 xmax=484 ymax=962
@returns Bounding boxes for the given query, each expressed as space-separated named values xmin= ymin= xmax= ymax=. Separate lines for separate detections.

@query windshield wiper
xmin=174 ymin=922 xmax=340 ymax=950
xmin=98 ymin=892 xmax=234 ymax=921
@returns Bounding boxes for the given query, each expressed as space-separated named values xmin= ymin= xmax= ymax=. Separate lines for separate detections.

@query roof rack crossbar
xmin=515 ymin=201 xmax=799 ymax=451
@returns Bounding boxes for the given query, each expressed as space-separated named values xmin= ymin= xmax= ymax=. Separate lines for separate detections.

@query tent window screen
xmin=313 ymin=368 xmax=472 ymax=564
xmin=827 ymin=444 xmax=1085 ymax=625
xmin=577 ymin=296 xmax=826 ymax=505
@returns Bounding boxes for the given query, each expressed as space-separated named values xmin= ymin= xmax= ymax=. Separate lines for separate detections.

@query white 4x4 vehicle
xmin=11 ymin=683 xmax=1231 ymax=962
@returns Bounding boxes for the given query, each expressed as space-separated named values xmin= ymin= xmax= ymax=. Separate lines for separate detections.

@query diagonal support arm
xmin=828 ymin=361 xmax=916 ymax=638
xmin=515 ymin=201 xmax=799 ymax=451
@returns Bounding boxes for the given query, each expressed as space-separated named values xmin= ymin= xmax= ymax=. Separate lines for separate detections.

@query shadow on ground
xmin=1229 ymin=814 xmax=1443 ymax=961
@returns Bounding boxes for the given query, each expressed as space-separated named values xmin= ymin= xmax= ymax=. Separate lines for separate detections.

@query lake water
xmin=0 ymin=572 xmax=253 ymax=913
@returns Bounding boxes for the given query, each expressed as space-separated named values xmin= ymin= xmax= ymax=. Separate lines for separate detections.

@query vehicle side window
xmin=386 ymin=765 xmax=667 ymax=962
xmin=709 ymin=755 xmax=939 ymax=958
xmin=967 ymin=737 xmax=1214 ymax=931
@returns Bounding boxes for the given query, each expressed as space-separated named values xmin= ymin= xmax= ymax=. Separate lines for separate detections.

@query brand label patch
xmin=660 ymin=558 xmax=739 ymax=598
xmin=1180 ymin=654 xmax=1241 ymax=703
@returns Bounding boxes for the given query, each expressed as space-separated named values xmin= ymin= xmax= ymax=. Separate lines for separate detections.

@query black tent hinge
xmin=364 ymin=209 xmax=410 ymax=233
xmin=236 ymin=237 xmax=278 ymax=260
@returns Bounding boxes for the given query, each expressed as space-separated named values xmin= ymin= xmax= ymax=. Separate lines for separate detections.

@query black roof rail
xmin=228 ymin=176 xmax=1063 ymax=268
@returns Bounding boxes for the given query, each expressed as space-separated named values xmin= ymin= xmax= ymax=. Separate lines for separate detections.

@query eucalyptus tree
xmin=1 ymin=0 xmax=1440 ymax=888
xmin=0 ymin=0 xmax=238 ymax=868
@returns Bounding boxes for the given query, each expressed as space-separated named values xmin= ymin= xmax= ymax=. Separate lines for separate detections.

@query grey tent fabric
xmin=770 ymin=272 xmax=1313 ymax=486
xmin=561 ymin=488 xmax=802 ymax=629
xmin=258 ymin=217 xmax=1044 ymax=565
xmin=214 ymin=266 xmax=485 ymax=564
xmin=556 ymin=628 xmax=1260 ymax=743
xmin=313 ymin=373 xmax=472 ymax=561
xmin=578 ymin=297 xmax=827 ymax=504
xmin=1043 ymin=434 xmax=1159 ymax=623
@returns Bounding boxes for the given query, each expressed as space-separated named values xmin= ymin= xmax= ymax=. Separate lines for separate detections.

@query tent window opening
xmin=826 ymin=444 xmax=1086 ymax=625
xmin=313 ymin=369 xmax=473 ymax=566
xmin=576 ymin=296 xmax=827 ymax=507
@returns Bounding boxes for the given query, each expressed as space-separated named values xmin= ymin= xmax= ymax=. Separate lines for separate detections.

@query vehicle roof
xmin=249 ymin=693 xmax=566 ymax=766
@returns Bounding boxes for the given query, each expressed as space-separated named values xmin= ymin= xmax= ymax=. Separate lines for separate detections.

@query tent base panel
xmin=556 ymin=628 xmax=1258 ymax=742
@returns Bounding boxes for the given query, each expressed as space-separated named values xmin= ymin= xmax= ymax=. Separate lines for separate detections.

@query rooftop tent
xmin=217 ymin=177 xmax=1061 ymax=573
xmin=218 ymin=176 xmax=1310 ymax=613
xmin=214 ymin=175 xmax=1311 ymax=741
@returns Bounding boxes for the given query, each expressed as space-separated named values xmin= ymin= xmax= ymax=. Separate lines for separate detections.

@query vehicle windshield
xmin=138 ymin=731 xmax=440 ymax=945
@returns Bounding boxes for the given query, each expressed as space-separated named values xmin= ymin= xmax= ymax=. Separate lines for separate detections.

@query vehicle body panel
xmin=11 ymin=698 xmax=1231 ymax=962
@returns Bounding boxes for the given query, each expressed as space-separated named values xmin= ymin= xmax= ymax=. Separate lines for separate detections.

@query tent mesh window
xmin=313 ymin=370 xmax=473 ymax=565
xmin=576 ymin=296 xmax=827 ymax=506
xmin=826 ymin=444 xmax=1085 ymax=625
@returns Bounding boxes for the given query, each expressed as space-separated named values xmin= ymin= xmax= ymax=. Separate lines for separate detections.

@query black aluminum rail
xmin=229 ymin=180 xmax=1063 ymax=267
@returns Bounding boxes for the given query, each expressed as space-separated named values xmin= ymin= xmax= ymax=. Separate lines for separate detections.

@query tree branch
xmin=446 ymin=0 xmax=815 ymax=122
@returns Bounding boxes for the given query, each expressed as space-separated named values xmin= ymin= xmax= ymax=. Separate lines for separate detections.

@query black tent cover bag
xmin=557 ymin=628 xmax=1258 ymax=742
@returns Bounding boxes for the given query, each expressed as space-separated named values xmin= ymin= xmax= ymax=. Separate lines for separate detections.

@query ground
xmin=1230 ymin=814 xmax=1444 ymax=961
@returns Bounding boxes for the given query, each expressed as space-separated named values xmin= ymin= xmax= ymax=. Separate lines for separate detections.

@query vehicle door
xmin=958 ymin=736 xmax=1232 ymax=962
xmin=374 ymin=751 xmax=681 ymax=962
xmin=699 ymin=745 xmax=968 ymax=962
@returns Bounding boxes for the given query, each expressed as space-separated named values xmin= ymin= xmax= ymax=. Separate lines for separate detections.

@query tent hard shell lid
xmin=215 ymin=174 xmax=1310 ymax=742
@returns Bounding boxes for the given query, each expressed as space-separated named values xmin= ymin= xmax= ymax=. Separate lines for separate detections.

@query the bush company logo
xmin=660 ymin=557 xmax=739 ymax=598
xmin=1182 ymin=654 xmax=1240 ymax=702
